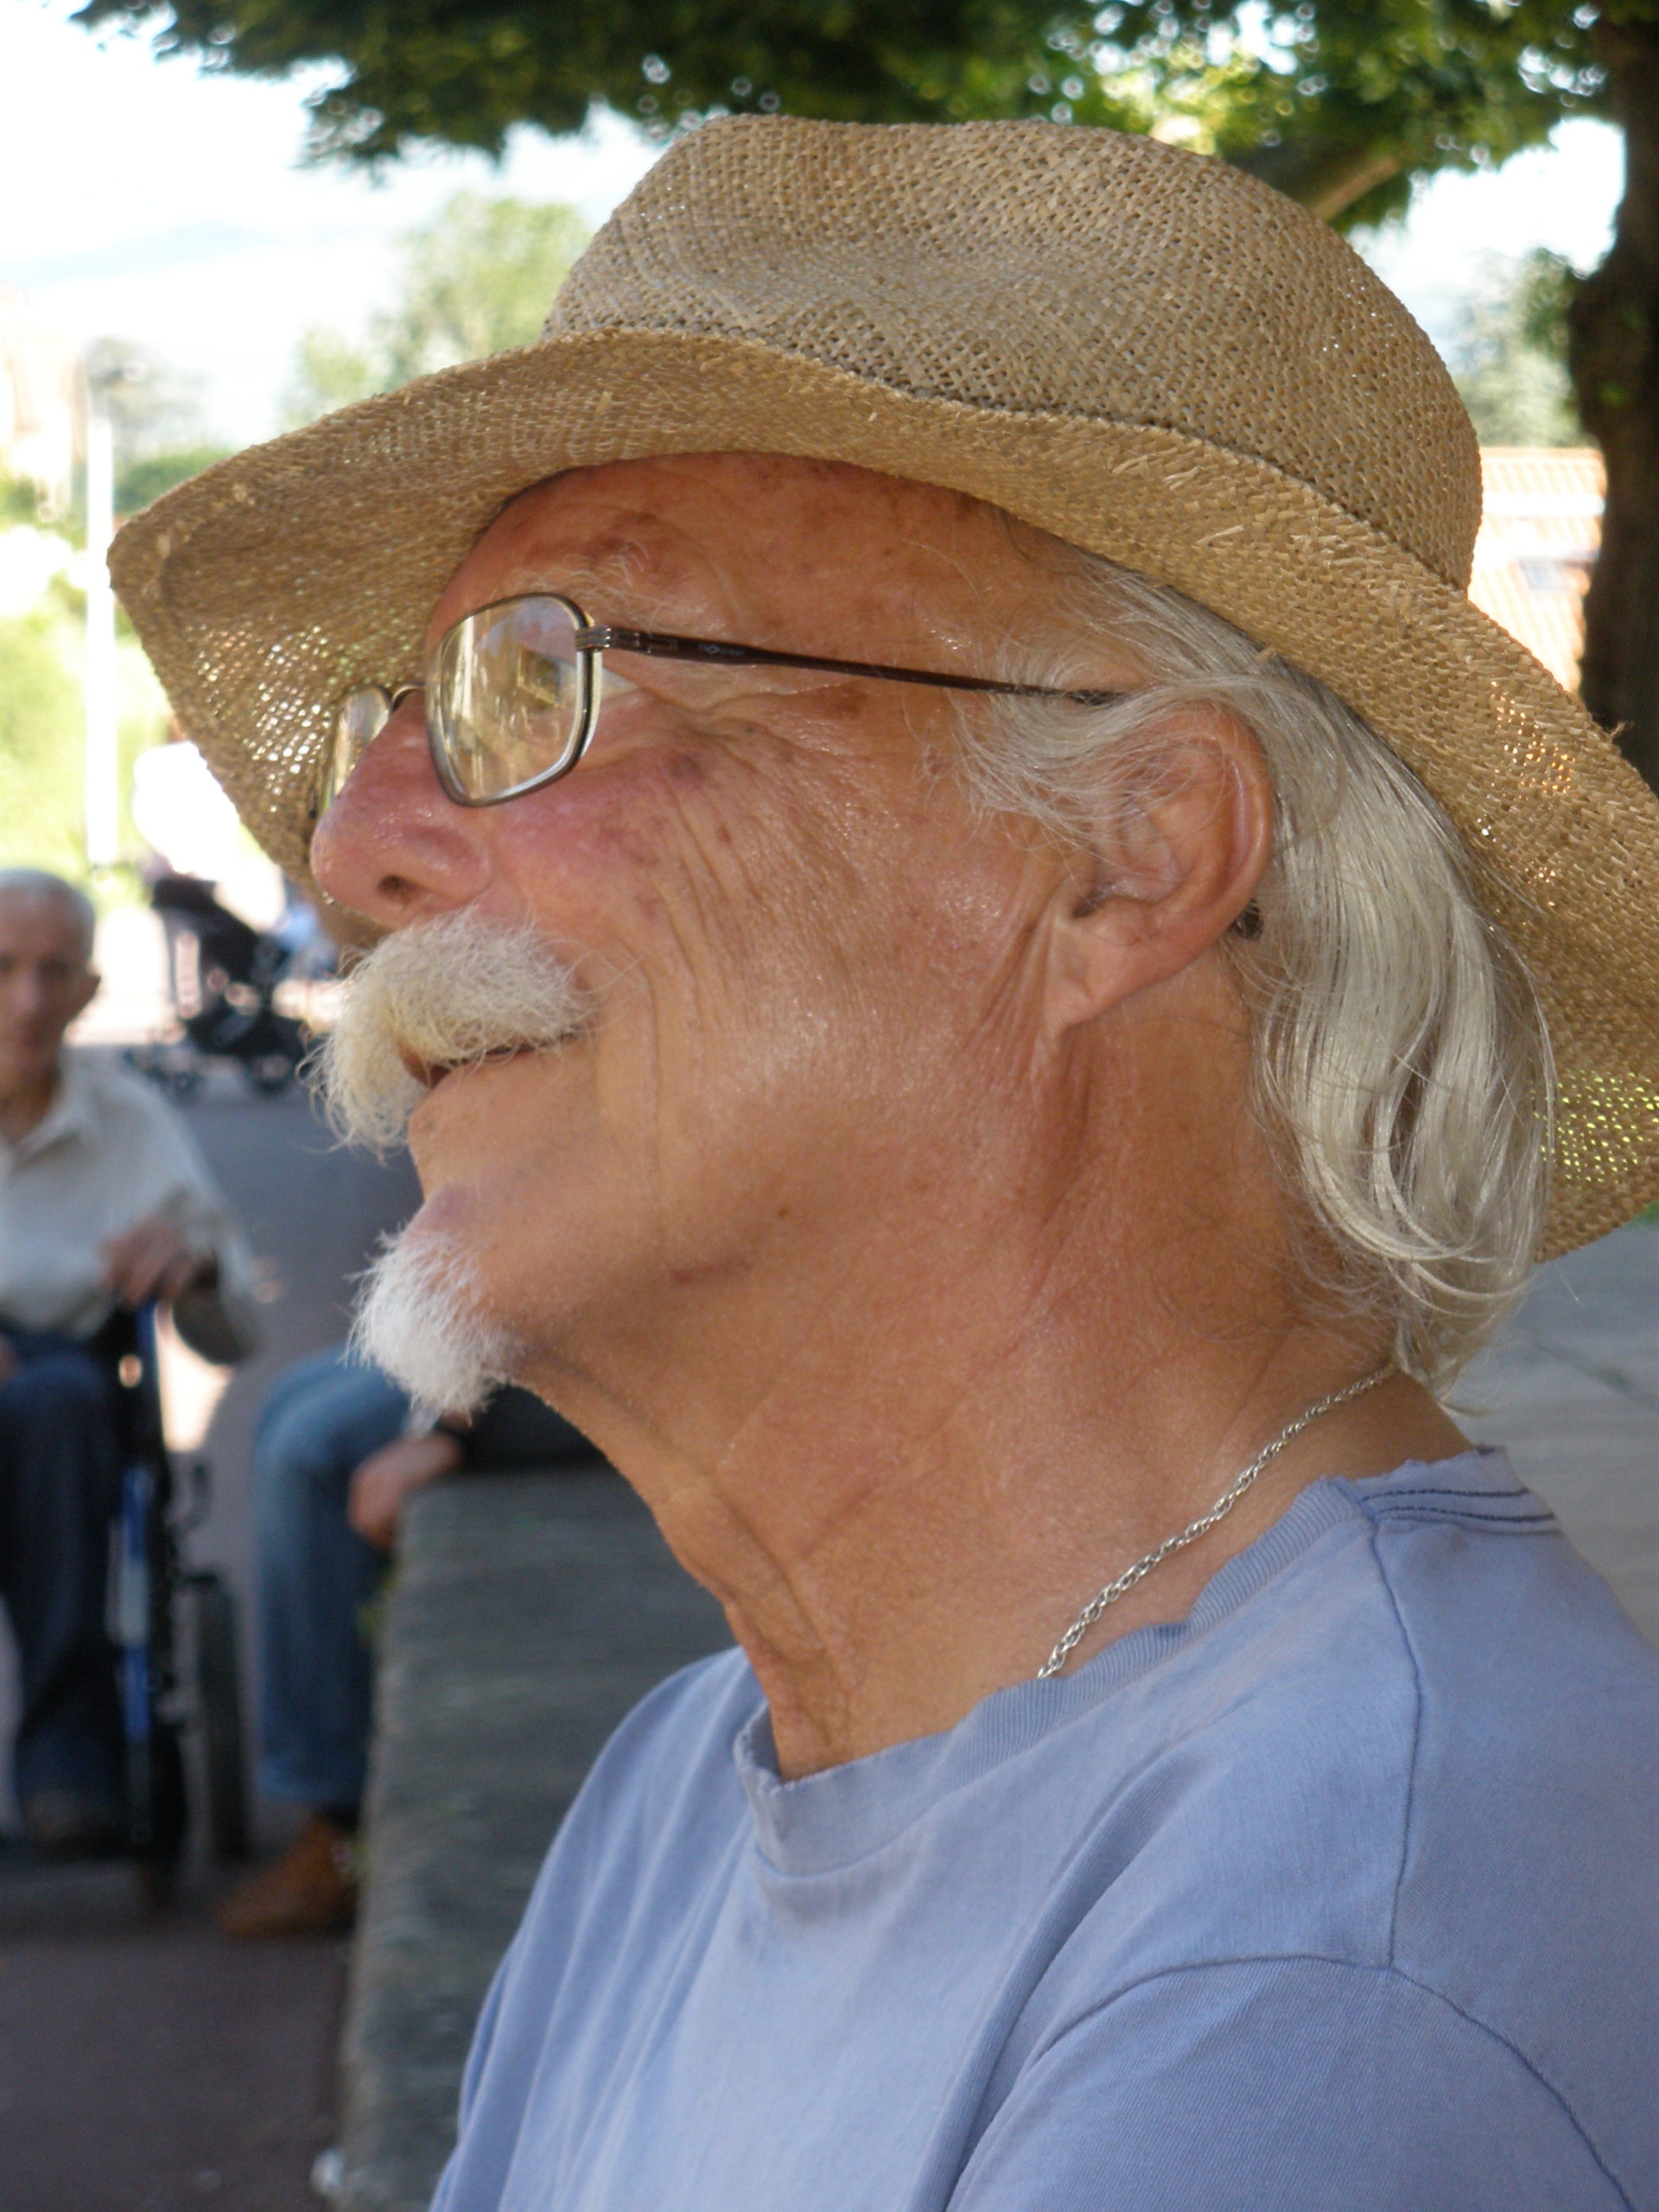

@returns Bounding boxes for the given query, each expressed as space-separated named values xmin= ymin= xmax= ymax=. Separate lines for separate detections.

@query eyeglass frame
xmin=317 ymin=592 xmax=1132 ymax=824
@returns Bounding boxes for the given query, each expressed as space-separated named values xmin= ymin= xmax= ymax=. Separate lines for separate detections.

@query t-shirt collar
xmin=732 ymin=1447 xmax=1523 ymax=1878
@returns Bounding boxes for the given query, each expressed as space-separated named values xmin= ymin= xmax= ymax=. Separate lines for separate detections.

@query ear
xmin=70 ymin=969 xmax=100 ymax=1020
xmin=1039 ymin=704 xmax=1274 ymax=1039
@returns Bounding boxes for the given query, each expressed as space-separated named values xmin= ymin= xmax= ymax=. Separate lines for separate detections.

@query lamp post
xmin=82 ymin=389 xmax=118 ymax=869
xmin=81 ymin=349 xmax=146 ymax=872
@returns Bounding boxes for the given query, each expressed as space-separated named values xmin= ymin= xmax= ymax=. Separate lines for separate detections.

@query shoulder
xmin=66 ymin=1051 xmax=198 ymax=1149
xmin=1348 ymin=1450 xmax=1659 ymax=1938
xmin=1049 ymin=1487 xmax=1423 ymax=1980
xmin=1035 ymin=1453 xmax=1659 ymax=2196
xmin=963 ymin=1955 xmax=1635 ymax=2212
xmin=1351 ymin=1454 xmax=1659 ymax=2177
xmin=1117 ymin=1452 xmax=1659 ymax=1955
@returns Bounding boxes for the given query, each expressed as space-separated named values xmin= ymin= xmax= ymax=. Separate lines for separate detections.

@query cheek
xmin=482 ymin=748 xmax=721 ymax=966
xmin=658 ymin=813 xmax=1039 ymax=1172
xmin=481 ymin=739 xmax=1043 ymax=1160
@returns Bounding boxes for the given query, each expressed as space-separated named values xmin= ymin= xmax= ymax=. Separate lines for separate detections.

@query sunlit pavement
xmin=1461 ymin=1222 xmax=1659 ymax=1648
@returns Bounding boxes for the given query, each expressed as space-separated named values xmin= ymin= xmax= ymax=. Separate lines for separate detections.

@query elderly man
xmin=0 ymin=868 xmax=258 ymax=1849
xmin=116 ymin=124 xmax=1658 ymax=2209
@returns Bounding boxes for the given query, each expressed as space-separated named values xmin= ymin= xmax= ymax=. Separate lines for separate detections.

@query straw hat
xmin=111 ymin=116 xmax=1659 ymax=1254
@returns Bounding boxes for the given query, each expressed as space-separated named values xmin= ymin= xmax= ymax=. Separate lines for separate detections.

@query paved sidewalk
xmin=1459 ymin=1219 xmax=1659 ymax=1645
xmin=0 ymin=1866 xmax=345 ymax=2212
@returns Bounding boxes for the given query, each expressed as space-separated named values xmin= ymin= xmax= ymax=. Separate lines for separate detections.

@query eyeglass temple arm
xmin=579 ymin=625 xmax=1122 ymax=707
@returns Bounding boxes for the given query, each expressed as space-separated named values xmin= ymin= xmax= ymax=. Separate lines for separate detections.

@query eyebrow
xmin=433 ymin=542 xmax=689 ymax=660
xmin=529 ymin=526 xmax=694 ymax=621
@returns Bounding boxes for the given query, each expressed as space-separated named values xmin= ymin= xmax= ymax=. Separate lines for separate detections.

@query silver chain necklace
xmin=1036 ymin=1366 xmax=1393 ymax=1680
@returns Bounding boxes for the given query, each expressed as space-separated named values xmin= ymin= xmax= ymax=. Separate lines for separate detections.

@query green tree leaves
xmin=68 ymin=0 xmax=1635 ymax=204
xmin=71 ymin=1 xmax=1122 ymax=157
xmin=1450 ymin=250 xmax=1582 ymax=446
xmin=115 ymin=445 xmax=236 ymax=513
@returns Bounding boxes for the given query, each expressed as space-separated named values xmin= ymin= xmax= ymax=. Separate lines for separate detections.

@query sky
xmin=1 ymin=0 xmax=659 ymax=443
xmin=0 ymin=0 xmax=1630 ymax=450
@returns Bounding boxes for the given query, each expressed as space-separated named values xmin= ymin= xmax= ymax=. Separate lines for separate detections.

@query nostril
xmin=310 ymin=724 xmax=491 ymax=925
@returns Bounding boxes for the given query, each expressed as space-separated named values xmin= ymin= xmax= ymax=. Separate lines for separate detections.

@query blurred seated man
xmin=0 ymin=868 xmax=259 ymax=1853
xmin=219 ymin=1346 xmax=597 ymax=1937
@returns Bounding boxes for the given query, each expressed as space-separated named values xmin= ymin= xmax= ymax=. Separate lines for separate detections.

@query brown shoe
xmin=217 ymin=1812 xmax=359 ymax=1938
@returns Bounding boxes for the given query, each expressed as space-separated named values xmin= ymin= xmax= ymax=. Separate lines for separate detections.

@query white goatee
xmin=352 ymin=1229 xmax=520 ymax=1421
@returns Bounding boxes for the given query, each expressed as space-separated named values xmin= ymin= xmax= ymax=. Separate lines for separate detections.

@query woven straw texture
xmin=111 ymin=117 xmax=1659 ymax=1256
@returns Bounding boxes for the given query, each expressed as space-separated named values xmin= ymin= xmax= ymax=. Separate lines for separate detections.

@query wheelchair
xmin=125 ymin=872 xmax=313 ymax=1101
xmin=1 ymin=1306 xmax=252 ymax=1902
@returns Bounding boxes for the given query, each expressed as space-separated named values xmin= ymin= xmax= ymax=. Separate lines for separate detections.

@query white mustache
xmin=313 ymin=909 xmax=594 ymax=1150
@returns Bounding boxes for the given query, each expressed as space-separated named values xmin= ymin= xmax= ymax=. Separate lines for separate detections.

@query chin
xmin=353 ymin=1213 xmax=522 ymax=1419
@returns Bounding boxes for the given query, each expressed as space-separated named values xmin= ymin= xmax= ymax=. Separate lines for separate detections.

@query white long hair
xmin=958 ymin=554 xmax=1551 ymax=1389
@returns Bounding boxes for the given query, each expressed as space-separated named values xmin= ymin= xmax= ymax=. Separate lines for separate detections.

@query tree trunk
xmin=1231 ymin=137 xmax=1402 ymax=224
xmin=1569 ymin=16 xmax=1659 ymax=791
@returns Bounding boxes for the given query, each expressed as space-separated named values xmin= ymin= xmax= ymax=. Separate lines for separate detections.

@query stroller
xmin=127 ymin=874 xmax=320 ymax=1101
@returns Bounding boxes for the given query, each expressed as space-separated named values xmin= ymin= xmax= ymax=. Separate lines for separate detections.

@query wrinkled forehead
xmin=424 ymin=452 xmax=1082 ymax=656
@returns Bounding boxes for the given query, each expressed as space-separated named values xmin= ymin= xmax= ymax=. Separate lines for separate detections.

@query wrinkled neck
xmin=524 ymin=1045 xmax=1434 ymax=1775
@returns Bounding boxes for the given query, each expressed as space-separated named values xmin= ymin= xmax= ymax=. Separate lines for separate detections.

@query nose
xmin=310 ymin=694 xmax=491 ymax=927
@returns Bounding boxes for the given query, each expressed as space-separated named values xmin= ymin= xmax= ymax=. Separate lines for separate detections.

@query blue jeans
xmin=0 ymin=1332 xmax=124 ymax=1810
xmin=252 ymin=1349 xmax=409 ymax=1814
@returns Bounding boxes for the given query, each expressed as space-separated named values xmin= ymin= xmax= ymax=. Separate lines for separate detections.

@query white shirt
xmin=0 ymin=1051 xmax=260 ymax=1364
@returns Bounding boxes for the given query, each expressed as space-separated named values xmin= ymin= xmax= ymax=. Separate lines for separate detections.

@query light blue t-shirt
xmin=433 ymin=1451 xmax=1659 ymax=2211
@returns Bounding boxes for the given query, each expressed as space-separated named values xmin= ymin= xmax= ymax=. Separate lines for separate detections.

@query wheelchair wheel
xmin=191 ymin=1575 xmax=251 ymax=1863
xmin=115 ymin=1452 xmax=189 ymax=1906
xmin=131 ymin=1723 xmax=188 ymax=1910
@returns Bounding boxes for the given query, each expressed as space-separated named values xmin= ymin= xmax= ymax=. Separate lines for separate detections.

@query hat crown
xmin=548 ymin=118 xmax=1479 ymax=590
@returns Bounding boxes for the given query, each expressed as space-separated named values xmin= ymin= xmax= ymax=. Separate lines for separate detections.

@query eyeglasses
xmin=318 ymin=593 xmax=1128 ymax=822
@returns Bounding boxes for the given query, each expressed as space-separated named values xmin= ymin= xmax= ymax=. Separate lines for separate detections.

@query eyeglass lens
xmin=321 ymin=596 xmax=594 ymax=825
xmin=320 ymin=684 xmax=397 ymax=821
xmin=429 ymin=595 xmax=590 ymax=804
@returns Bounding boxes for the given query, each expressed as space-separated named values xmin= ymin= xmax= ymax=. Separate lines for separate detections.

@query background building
xmin=1469 ymin=448 xmax=1604 ymax=693
xmin=0 ymin=287 xmax=80 ymax=512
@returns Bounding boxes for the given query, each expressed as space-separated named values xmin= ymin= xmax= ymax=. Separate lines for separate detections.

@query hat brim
xmin=111 ymin=325 xmax=1659 ymax=1255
